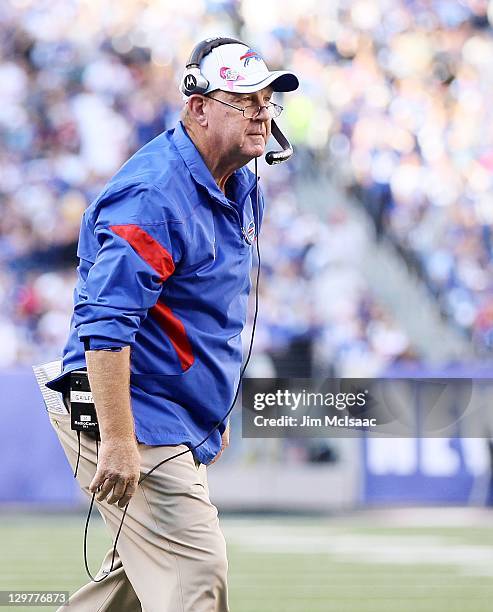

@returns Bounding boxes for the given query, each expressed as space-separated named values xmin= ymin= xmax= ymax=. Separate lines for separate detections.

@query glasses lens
xmin=244 ymin=104 xmax=282 ymax=119
xmin=244 ymin=105 xmax=259 ymax=119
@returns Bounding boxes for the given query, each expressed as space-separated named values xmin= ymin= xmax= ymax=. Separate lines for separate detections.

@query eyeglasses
xmin=207 ymin=95 xmax=283 ymax=120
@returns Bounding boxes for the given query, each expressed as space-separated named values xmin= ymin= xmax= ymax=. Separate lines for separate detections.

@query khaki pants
xmin=49 ymin=412 xmax=229 ymax=612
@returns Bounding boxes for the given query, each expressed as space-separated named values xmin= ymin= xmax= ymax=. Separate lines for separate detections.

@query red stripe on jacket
xmin=110 ymin=224 xmax=194 ymax=371
xmin=150 ymin=301 xmax=194 ymax=371
xmin=110 ymin=224 xmax=175 ymax=281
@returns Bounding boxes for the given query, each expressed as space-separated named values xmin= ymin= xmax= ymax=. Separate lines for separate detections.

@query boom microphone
xmin=265 ymin=120 xmax=294 ymax=165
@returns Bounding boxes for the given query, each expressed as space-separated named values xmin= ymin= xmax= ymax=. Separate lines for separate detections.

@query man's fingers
xmin=89 ymin=473 xmax=104 ymax=494
xmin=91 ymin=473 xmax=138 ymax=505
xmin=106 ymin=479 xmax=127 ymax=505
xmin=89 ymin=468 xmax=110 ymax=494
xmin=88 ymin=474 xmax=100 ymax=493
xmin=89 ymin=473 xmax=118 ymax=501
xmin=87 ymin=441 xmax=141 ymax=503
xmin=94 ymin=476 xmax=115 ymax=502
xmin=118 ymin=481 xmax=138 ymax=508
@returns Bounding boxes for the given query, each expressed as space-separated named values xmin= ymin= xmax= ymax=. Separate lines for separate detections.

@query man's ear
xmin=187 ymin=95 xmax=208 ymax=127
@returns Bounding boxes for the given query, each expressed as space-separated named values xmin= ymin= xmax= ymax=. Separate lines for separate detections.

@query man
xmin=46 ymin=38 xmax=298 ymax=611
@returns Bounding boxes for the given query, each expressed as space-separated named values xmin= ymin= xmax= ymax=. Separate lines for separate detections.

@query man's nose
xmin=254 ymin=106 xmax=270 ymax=121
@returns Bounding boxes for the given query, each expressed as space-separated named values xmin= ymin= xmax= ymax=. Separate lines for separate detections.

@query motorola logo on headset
xmin=183 ymin=74 xmax=197 ymax=93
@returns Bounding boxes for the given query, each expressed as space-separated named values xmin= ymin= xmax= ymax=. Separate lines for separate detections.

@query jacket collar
xmin=172 ymin=121 xmax=256 ymax=206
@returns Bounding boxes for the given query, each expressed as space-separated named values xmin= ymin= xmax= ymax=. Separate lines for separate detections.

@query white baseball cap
xmin=198 ymin=42 xmax=299 ymax=95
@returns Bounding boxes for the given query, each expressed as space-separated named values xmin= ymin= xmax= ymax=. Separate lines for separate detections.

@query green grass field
xmin=1 ymin=512 xmax=493 ymax=612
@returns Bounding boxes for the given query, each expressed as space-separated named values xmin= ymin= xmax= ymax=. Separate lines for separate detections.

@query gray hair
xmin=181 ymin=102 xmax=192 ymax=128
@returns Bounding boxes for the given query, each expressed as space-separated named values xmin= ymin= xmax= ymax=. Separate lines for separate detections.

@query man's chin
xmin=244 ymin=142 xmax=266 ymax=158
xmin=237 ymin=138 xmax=267 ymax=164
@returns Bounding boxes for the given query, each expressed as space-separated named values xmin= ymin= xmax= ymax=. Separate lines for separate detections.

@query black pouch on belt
xmin=69 ymin=369 xmax=100 ymax=439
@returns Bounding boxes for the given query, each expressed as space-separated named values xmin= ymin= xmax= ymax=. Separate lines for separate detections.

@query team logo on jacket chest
xmin=243 ymin=220 xmax=256 ymax=244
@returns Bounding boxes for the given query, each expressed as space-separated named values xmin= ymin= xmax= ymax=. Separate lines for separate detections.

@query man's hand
xmin=209 ymin=422 xmax=230 ymax=466
xmin=85 ymin=347 xmax=139 ymax=508
xmin=89 ymin=439 xmax=141 ymax=508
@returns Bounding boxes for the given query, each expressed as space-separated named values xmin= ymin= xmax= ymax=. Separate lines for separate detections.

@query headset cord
xmin=83 ymin=156 xmax=262 ymax=582
xmin=73 ymin=431 xmax=81 ymax=479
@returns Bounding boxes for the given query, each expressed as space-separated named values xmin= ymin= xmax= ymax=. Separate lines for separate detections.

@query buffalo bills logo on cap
xmin=240 ymin=48 xmax=262 ymax=67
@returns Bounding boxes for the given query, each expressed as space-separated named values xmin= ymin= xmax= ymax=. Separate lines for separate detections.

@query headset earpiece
xmin=180 ymin=36 xmax=243 ymax=97
xmin=180 ymin=67 xmax=209 ymax=96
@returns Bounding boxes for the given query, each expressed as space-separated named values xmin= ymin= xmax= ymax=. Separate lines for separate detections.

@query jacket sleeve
xmin=73 ymin=184 xmax=184 ymax=349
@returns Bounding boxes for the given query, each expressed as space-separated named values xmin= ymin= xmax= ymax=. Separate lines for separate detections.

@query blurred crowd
xmin=317 ymin=0 xmax=493 ymax=352
xmin=2 ymin=0 xmax=492 ymax=373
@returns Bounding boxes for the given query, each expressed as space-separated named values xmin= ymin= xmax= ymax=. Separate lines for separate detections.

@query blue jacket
xmin=47 ymin=121 xmax=264 ymax=464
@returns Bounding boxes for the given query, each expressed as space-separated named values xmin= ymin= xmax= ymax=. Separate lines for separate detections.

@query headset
xmin=180 ymin=36 xmax=294 ymax=165
xmin=81 ymin=37 xmax=295 ymax=584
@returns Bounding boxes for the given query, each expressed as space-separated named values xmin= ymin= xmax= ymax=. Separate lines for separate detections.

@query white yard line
xmin=223 ymin=523 xmax=493 ymax=577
